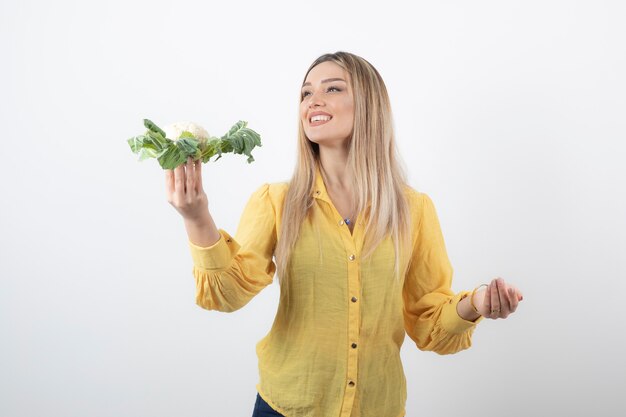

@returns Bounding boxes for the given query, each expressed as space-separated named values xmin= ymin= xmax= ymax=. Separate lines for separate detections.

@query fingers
xmin=508 ymin=288 xmax=519 ymax=313
xmin=185 ymin=157 xmax=195 ymax=198
xmin=195 ymin=158 xmax=203 ymax=193
xmin=496 ymin=278 xmax=512 ymax=318
xmin=165 ymin=157 xmax=208 ymax=221
xmin=479 ymin=278 xmax=523 ymax=320
xmin=174 ymin=161 xmax=186 ymax=197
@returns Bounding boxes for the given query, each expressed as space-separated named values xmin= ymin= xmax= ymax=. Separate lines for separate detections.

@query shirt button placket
xmin=340 ymin=236 xmax=360 ymax=417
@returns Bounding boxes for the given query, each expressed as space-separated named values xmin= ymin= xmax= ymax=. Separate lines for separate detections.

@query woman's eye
xmin=301 ymin=86 xmax=342 ymax=100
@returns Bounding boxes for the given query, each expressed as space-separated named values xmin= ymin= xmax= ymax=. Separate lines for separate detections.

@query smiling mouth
xmin=309 ymin=116 xmax=332 ymax=126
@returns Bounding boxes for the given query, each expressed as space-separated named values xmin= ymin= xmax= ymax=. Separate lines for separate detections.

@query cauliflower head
xmin=163 ymin=121 xmax=210 ymax=141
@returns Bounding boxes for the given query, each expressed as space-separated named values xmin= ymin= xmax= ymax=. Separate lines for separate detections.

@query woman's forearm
xmin=184 ymin=211 xmax=221 ymax=247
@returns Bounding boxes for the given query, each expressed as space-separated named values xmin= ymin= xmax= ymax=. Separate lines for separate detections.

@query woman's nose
xmin=308 ymin=91 xmax=325 ymax=108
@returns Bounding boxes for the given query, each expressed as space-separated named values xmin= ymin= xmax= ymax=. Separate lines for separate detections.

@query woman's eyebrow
xmin=301 ymin=78 xmax=347 ymax=88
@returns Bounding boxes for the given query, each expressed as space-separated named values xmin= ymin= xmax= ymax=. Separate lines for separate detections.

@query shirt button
xmin=348 ymin=254 xmax=356 ymax=261
xmin=339 ymin=219 xmax=345 ymax=226
xmin=351 ymin=343 xmax=357 ymax=349
xmin=351 ymin=296 xmax=358 ymax=302
xmin=348 ymin=381 xmax=355 ymax=387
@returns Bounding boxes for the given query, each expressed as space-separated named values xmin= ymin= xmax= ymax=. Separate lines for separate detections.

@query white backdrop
xmin=1 ymin=1 xmax=625 ymax=416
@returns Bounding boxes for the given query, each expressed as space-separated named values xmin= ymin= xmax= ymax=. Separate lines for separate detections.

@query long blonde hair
xmin=275 ymin=51 xmax=413 ymax=293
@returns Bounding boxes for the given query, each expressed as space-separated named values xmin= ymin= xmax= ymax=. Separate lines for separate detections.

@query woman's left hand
xmin=475 ymin=277 xmax=523 ymax=319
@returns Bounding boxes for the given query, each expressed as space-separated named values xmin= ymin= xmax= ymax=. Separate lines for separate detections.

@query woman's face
xmin=300 ymin=61 xmax=354 ymax=148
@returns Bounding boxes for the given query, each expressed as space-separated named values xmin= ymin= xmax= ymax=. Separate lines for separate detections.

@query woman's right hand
xmin=165 ymin=156 xmax=209 ymax=223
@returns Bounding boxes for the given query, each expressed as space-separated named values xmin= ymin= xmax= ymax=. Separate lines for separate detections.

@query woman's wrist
xmin=184 ymin=212 xmax=220 ymax=247
xmin=456 ymin=291 xmax=484 ymax=322
xmin=470 ymin=284 xmax=488 ymax=315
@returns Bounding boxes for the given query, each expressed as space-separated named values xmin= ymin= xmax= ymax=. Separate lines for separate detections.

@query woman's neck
xmin=318 ymin=147 xmax=352 ymax=190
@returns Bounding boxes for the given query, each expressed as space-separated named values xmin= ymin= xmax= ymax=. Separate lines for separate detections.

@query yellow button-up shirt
xmin=188 ymin=168 xmax=483 ymax=417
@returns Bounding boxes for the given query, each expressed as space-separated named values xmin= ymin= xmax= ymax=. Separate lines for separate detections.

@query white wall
xmin=1 ymin=1 xmax=624 ymax=416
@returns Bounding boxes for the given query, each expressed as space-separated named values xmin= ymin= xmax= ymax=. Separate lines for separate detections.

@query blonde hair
xmin=275 ymin=51 xmax=413 ymax=296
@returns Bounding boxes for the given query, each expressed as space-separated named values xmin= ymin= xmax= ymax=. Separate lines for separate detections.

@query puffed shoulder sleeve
xmin=188 ymin=183 xmax=277 ymax=312
xmin=402 ymin=192 xmax=483 ymax=355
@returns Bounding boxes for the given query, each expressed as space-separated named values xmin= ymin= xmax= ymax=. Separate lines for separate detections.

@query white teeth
xmin=311 ymin=115 xmax=331 ymax=122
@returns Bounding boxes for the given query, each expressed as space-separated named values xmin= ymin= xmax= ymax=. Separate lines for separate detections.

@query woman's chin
xmin=307 ymin=135 xmax=350 ymax=148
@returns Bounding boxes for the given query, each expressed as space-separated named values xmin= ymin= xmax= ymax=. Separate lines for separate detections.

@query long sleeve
xmin=188 ymin=183 xmax=277 ymax=312
xmin=402 ymin=192 xmax=483 ymax=355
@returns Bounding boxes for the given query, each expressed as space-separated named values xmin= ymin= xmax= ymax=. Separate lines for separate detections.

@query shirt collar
xmin=312 ymin=164 xmax=372 ymax=210
xmin=312 ymin=164 xmax=331 ymax=203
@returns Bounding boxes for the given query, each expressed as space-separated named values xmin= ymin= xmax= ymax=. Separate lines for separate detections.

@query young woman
xmin=165 ymin=51 xmax=523 ymax=417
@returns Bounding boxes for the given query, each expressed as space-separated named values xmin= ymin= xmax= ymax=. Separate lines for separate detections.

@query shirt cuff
xmin=188 ymin=229 xmax=241 ymax=271
xmin=440 ymin=291 xmax=484 ymax=334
